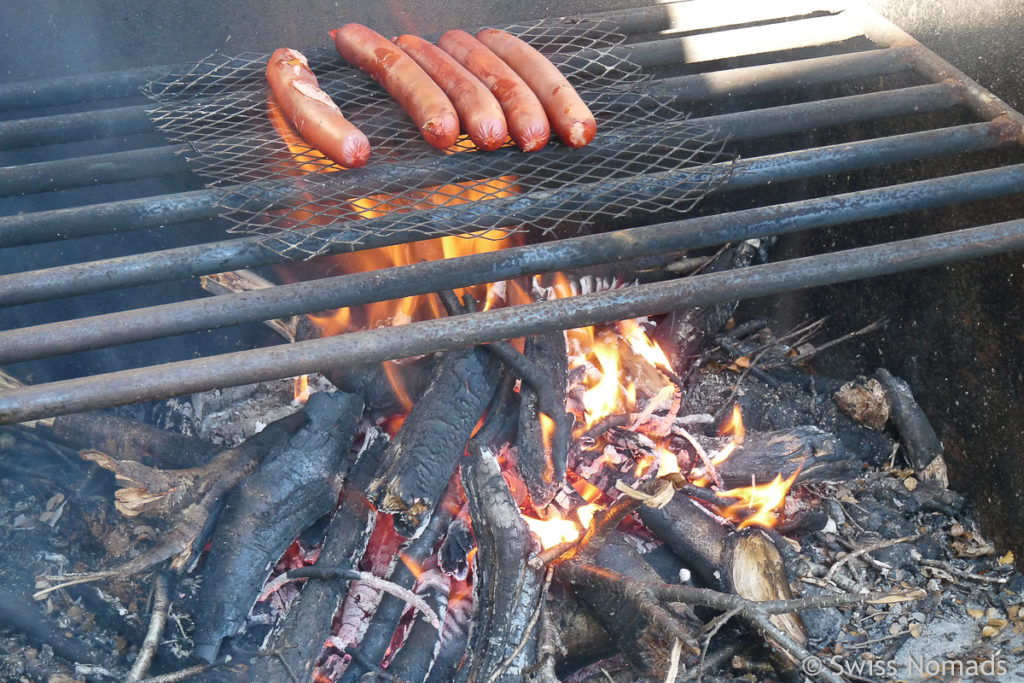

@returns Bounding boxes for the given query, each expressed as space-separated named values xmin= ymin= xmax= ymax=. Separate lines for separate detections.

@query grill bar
xmin=1 ymin=219 xmax=1020 ymax=425
xmin=0 ymin=47 xmax=913 ymax=199
xmin=0 ymin=118 xmax=1006 ymax=307
xmin=0 ymin=82 xmax=963 ymax=249
xmin=3 ymin=160 xmax=1023 ymax=366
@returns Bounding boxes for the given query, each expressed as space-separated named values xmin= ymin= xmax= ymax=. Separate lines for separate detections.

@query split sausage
xmin=265 ymin=47 xmax=370 ymax=168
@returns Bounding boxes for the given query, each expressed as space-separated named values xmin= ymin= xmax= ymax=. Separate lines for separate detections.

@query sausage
xmin=438 ymin=29 xmax=550 ymax=152
xmin=476 ymin=28 xmax=596 ymax=148
xmin=393 ymin=34 xmax=508 ymax=151
xmin=265 ymin=47 xmax=370 ymax=168
xmin=331 ymin=23 xmax=460 ymax=150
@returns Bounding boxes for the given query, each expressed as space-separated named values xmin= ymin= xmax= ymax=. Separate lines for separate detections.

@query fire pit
xmin=2 ymin=1 xmax=1024 ymax=681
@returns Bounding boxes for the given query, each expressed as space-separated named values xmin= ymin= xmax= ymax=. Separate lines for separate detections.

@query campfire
xmin=4 ymin=2 xmax=1024 ymax=683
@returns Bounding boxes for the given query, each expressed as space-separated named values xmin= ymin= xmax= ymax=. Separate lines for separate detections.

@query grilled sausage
xmin=331 ymin=23 xmax=460 ymax=150
xmin=393 ymin=34 xmax=508 ymax=151
xmin=266 ymin=47 xmax=370 ymax=168
xmin=438 ymin=29 xmax=550 ymax=152
xmin=476 ymin=28 xmax=596 ymax=148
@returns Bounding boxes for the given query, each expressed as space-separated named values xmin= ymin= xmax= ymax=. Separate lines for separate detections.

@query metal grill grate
xmin=1 ymin=1 xmax=1024 ymax=424
xmin=142 ymin=19 xmax=729 ymax=258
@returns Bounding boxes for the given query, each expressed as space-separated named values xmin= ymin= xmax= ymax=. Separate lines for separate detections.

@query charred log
xmin=458 ymin=444 xmax=544 ymax=682
xmin=639 ymin=492 xmax=806 ymax=647
xmin=384 ymin=566 xmax=451 ymax=683
xmin=653 ymin=240 xmax=766 ymax=373
xmin=570 ymin=531 xmax=700 ymax=679
xmin=248 ymin=429 xmax=386 ymax=682
xmin=44 ymin=412 xmax=215 ymax=469
xmin=874 ymin=368 xmax=944 ymax=471
xmin=33 ymin=406 xmax=317 ymax=600
xmin=193 ymin=390 xmax=364 ymax=662
xmin=371 ymin=346 xmax=500 ymax=537
xmin=709 ymin=425 xmax=863 ymax=488
xmin=516 ymin=331 xmax=571 ymax=508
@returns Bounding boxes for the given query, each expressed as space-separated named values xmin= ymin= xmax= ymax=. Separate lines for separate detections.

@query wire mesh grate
xmin=143 ymin=18 xmax=733 ymax=259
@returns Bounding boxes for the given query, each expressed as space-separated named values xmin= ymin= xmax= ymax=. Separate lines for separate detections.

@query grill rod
xmin=0 ymin=46 xmax=913 ymax=198
xmin=2 ymin=160 xmax=1023 ymax=365
xmin=0 ymin=10 xmax=860 ymax=151
xmin=0 ymin=0 xmax=846 ymax=113
xmin=0 ymin=82 xmax=962 ymax=249
xmin=1 ymin=218 xmax=1021 ymax=425
xmin=0 ymin=115 xmax=1003 ymax=308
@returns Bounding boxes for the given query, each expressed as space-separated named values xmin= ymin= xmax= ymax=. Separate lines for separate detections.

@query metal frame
xmin=2 ymin=0 xmax=1024 ymax=423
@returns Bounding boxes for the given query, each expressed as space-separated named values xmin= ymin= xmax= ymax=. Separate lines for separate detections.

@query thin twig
xmin=136 ymin=663 xmax=209 ymax=683
xmin=823 ymin=533 xmax=922 ymax=584
xmin=919 ymin=557 xmax=1009 ymax=584
xmin=676 ymin=426 xmax=723 ymax=490
xmin=126 ymin=574 xmax=170 ymax=683
xmin=286 ymin=566 xmax=440 ymax=629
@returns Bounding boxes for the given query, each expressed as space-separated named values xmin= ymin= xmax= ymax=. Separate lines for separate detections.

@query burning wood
xmin=192 ymin=390 xmax=363 ymax=661
xmin=7 ymin=278 xmax=1023 ymax=681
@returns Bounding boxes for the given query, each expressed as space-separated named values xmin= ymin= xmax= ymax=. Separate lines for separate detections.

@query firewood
xmin=639 ymin=492 xmax=807 ymax=647
xmin=384 ymin=564 xmax=451 ymax=682
xmin=652 ymin=241 xmax=764 ymax=373
xmin=571 ymin=531 xmax=700 ymax=679
xmin=48 ymin=412 xmax=215 ymax=469
xmin=457 ymin=444 xmax=544 ymax=682
xmin=33 ymin=405 xmax=315 ymax=599
xmin=371 ymin=346 xmax=501 ymax=537
xmin=708 ymin=424 xmax=863 ymax=488
xmin=193 ymin=390 xmax=364 ymax=662
xmin=250 ymin=429 xmax=386 ymax=682
xmin=517 ymin=330 xmax=571 ymax=507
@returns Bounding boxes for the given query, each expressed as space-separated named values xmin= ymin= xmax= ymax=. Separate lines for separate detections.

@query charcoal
xmin=371 ymin=346 xmax=501 ymax=537
xmin=875 ymin=368 xmax=944 ymax=470
xmin=193 ymin=390 xmax=364 ymax=663
xmin=439 ymin=516 xmax=474 ymax=580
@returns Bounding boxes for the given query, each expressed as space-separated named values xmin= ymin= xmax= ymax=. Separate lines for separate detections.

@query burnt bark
xmin=193 ymin=390 xmax=364 ymax=662
xmin=653 ymin=240 xmax=765 ymax=373
xmin=250 ymin=429 xmax=386 ymax=682
xmin=457 ymin=445 xmax=543 ymax=682
xmin=569 ymin=531 xmax=698 ymax=679
xmin=371 ymin=346 xmax=500 ymax=537
xmin=46 ymin=412 xmax=214 ymax=468
xmin=711 ymin=425 xmax=863 ymax=488
xmin=516 ymin=331 xmax=571 ymax=508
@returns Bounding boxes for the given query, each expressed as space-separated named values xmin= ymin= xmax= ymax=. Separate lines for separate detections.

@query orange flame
xmin=716 ymin=468 xmax=801 ymax=529
xmin=523 ymin=513 xmax=580 ymax=549
xmin=570 ymin=475 xmax=605 ymax=504
xmin=576 ymin=503 xmax=602 ymax=530
xmin=292 ymin=374 xmax=311 ymax=404
xmin=582 ymin=332 xmax=624 ymax=427
xmin=618 ymin=319 xmax=673 ymax=375
xmin=713 ymin=404 xmax=746 ymax=466
xmin=398 ymin=551 xmax=425 ymax=580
